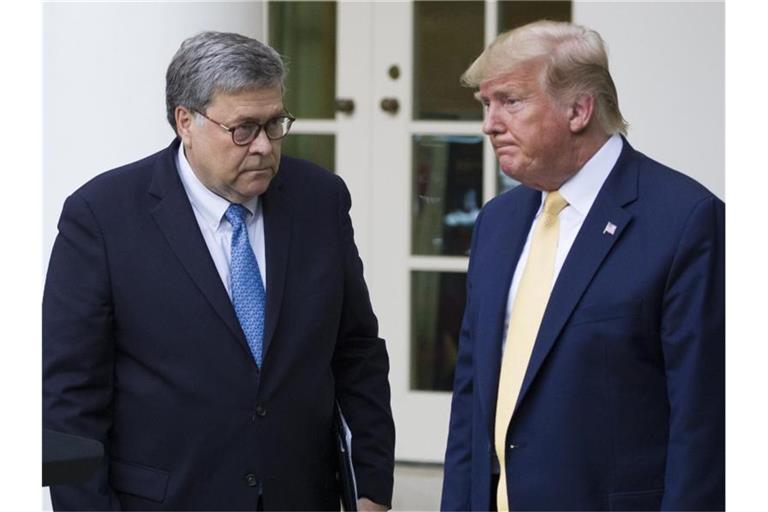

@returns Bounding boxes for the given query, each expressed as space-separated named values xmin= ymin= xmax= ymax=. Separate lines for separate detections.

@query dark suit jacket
xmin=441 ymin=139 xmax=724 ymax=511
xmin=43 ymin=138 xmax=395 ymax=511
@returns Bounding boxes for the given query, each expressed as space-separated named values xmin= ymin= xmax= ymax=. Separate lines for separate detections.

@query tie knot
xmin=224 ymin=203 xmax=249 ymax=229
xmin=543 ymin=190 xmax=568 ymax=217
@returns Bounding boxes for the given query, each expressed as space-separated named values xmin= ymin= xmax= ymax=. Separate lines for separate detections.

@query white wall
xmin=43 ymin=1 xmax=266 ymax=271
xmin=574 ymin=1 xmax=724 ymax=199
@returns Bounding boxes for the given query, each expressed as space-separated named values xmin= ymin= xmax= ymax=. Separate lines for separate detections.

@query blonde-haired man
xmin=442 ymin=21 xmax=724 ymax=511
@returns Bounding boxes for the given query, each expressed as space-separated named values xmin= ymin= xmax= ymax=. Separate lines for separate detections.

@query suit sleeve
xmin=43 ymin=193 xmax=121 ymax=511
xmin=660 ymin=195 xmax=725 ymax=510
xmin=440 ymin=208 xmax=484 ymax=511
xmin=331 ymin=178 xmax=395 ymax=507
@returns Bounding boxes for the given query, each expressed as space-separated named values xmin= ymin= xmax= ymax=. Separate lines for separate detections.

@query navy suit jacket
xmin=43 ymin=139 xmax=395 ymax=511
xmin=441 ymin=139 xmax=724 ymax=511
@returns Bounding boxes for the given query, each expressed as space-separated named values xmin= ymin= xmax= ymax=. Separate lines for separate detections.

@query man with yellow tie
xmin=441 ymin=21 xmax=724 ymax=511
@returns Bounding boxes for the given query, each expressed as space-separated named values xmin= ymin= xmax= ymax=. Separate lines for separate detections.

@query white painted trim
xmin=409 ymin=256 xmax=470 ymax=273
xmin=409 ymin=121 xmax=483 ymax=135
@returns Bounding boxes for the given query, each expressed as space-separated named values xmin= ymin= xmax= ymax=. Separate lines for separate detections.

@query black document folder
xmin=43 ymin=429 xmax=103 ymax=486
xmin=334 ymin=402 xmax=358 ymax=511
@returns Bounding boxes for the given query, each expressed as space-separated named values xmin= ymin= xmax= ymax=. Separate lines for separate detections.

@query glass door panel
xmin=281 ymin=134 xmax=335 ymax=172
xmin=413 ymin=1 xmax=484 ymax=120
xmin=269 ymin=1 xmax=336 ymax=119
xmin=268 ymin=1 xmax=338 ymax=172
xmin=411 ymin=270 xmax=467 ymax=391
xmin=498 ymin=1 xmax=571 ymax=32
xmin=411 ymin=135 xmax=483 ymax=257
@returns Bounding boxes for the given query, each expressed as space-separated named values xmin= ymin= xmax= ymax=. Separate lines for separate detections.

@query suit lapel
xmin=476 ymin=187 xmax=541 ymax=438
xmin=260 ymin=171 xmax=292 ymax=360
xmin=513 ymin=142 xmax=639 ymax=414
xmin=148 ymin=140 xmax=250 ymax=357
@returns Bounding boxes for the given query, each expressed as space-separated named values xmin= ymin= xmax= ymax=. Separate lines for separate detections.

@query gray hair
xmin=165 ymin=31 xmax=286 ymax=131
xmin=462 ymin=20 xmax=628 ymax=135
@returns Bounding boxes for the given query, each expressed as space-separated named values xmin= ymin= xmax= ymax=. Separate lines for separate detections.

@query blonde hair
xmin=462 ymin=20 xmax=628 ymax=135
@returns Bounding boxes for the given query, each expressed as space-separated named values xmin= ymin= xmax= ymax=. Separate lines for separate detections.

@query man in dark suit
xmin=441 ymin=21 xmax=724 ymax=511
xmin=43 ymin=31 xmax=394 ymax=511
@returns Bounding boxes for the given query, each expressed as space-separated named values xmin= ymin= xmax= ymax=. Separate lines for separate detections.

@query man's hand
xmin=357 ymin=497 xmax=389 ymax=511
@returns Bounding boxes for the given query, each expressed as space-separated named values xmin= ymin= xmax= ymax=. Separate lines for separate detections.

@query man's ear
xmin=567 ymin=93 xmax=595 ymax=134
xmin=175 ymin=106 xmax=195 ymax=143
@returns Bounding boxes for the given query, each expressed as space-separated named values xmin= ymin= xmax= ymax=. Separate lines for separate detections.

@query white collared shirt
xmin=502 ymin=134 xmax=623 ymax=338
xmin=176 ymin=143 xmax=267 ymax=298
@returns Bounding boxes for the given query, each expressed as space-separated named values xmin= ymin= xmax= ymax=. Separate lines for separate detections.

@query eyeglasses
xmin=193 ymin=109 xmax=295 ymax=146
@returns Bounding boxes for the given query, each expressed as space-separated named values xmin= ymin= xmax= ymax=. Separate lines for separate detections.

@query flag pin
xmin=603 ymin=222 xmax=617 ymax=236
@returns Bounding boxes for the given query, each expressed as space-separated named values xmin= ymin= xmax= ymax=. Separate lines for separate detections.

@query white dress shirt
xmin=176 ymin=143 xmax=267 ymax=298
xmin=502 ymin=134 xmax=623 ymax=339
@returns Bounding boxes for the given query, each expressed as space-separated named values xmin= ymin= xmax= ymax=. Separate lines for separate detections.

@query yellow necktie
xmin=494 ymin=190 xmax=568 ymax=511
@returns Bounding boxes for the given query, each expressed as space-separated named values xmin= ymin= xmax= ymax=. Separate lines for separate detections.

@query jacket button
xmin=255 ymin=405 xmax=267 ymax=417
xmin=245 ymin=473 xmax=258 ymax=487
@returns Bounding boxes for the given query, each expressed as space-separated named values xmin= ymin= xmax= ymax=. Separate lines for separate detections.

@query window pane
xmin=269 ymin=1 xmax=336 ymax=119
xmin=411 ymin=271 xmax=466 ymax=391
xmin=413 ymin=1 xmax=484 ymax=120
xmin=412 ymin=135 xmax=483 ymax=256
xmin=282 ymin=134 xmax=335 ymax=172
xmin=498 ymin=1 xmax=572 ymax=33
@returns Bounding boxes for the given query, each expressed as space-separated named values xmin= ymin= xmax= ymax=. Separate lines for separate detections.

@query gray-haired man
xmin=44 ymin=31 xmax=394 ymax=511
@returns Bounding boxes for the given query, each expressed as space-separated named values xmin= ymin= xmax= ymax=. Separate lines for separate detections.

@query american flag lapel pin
xmin=603 ymin=222 xmax=617 ymax=236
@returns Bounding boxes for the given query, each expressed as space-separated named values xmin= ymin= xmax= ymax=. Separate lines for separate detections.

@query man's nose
xmin=482 ymin=105 xmax=504 ymax=136
xmin=248 ymin=128 xmax=273 ymax=155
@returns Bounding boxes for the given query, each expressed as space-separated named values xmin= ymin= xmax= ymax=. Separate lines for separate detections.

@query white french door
xmin=268 ymin=0 xmax=571 ymax=463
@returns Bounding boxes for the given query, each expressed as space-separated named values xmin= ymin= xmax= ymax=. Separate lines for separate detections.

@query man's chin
xmin=499 ymin=164 xmax=546 ymax=190
xmin=228 ymin=174 xmax=275 ymax=201
xmin=499 ymin=162 xmax=523 ymax=182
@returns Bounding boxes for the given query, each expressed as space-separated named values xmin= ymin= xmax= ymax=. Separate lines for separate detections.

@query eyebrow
xmin=229 ymin=110 xmax=288 ymax=125
xmin=474 ymin=85 xmax=528 ymax=104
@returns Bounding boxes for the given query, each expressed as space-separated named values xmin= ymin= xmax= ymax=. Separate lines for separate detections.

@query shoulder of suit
xmin=481 ymin=183 xmax=535 ymax=216
xmin=278 ymin=155 xmax=337 ymax=181
xmin=72 ymin=143 xmax=168 ymax=201
xmin=630 ymin=148 xmax=722 ymax=207
xmin=277 ymin=154 xmax=345 ymax=195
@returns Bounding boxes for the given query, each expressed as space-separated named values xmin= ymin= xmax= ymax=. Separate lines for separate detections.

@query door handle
xmin=380 ymin=97 xmax=400 ymax=115
xmin=334 ymin=98 xmax=355 ymax=114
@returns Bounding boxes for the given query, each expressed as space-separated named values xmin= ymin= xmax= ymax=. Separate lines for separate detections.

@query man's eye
xmin=233 ymin=123 xmax=258 ymax=138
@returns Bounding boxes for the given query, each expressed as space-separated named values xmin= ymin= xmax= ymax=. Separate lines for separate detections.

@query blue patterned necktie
xmin=225 ymin=203 xmax=266 ymax=367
